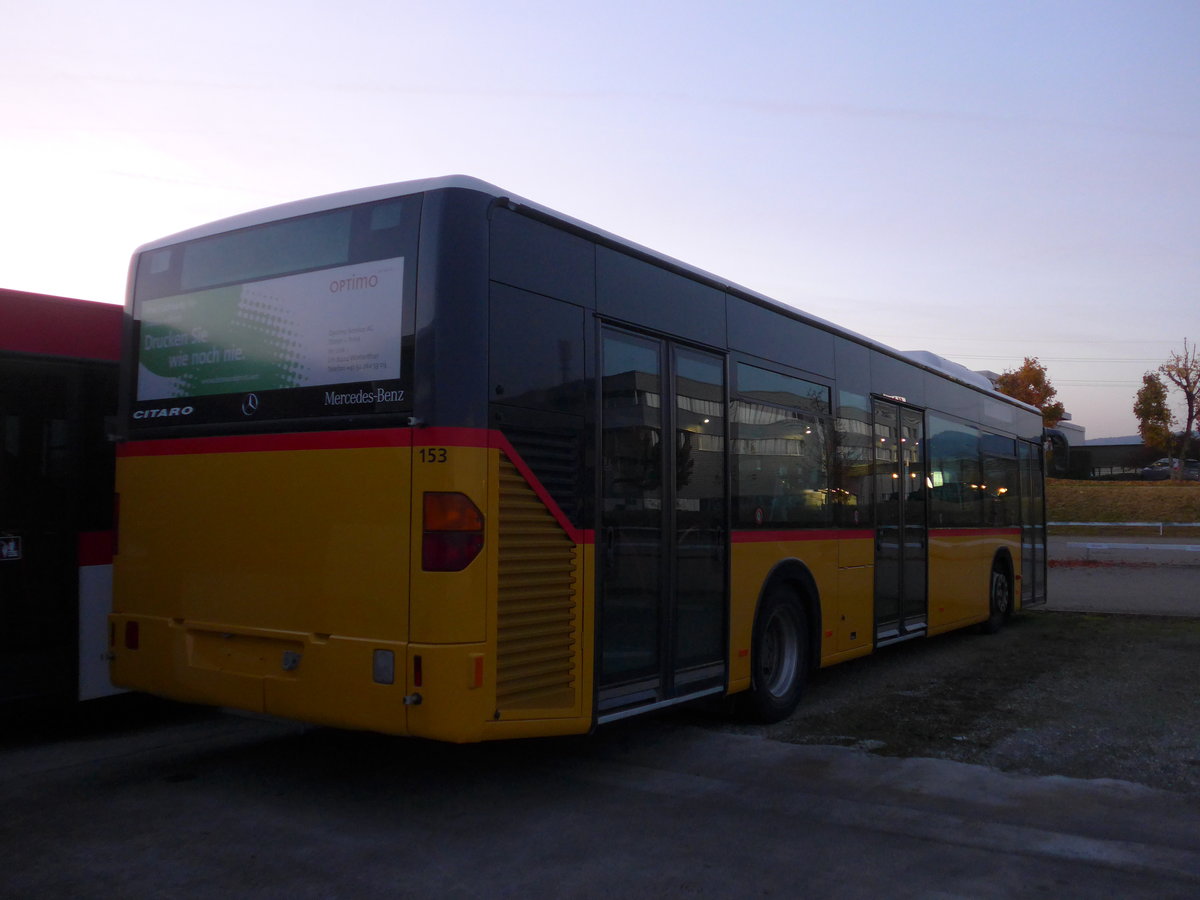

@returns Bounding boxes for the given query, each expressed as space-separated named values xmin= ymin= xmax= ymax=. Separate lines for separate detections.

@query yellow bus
xmin=111 ymin=176 xmax=1047 ymax=741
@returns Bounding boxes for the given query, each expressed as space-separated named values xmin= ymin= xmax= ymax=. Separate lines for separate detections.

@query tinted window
xmin=928 ymin=414 xmax=982 ymax=527
xmin=490 ymin=209 xmax=595 ymax=308
xmin=728 ymin=297 xmax=835 ymax=377
xmin=490 ymin=284 xmax=585 ymax=415
xmin=983 ymin=452 xmax=1020 ymax=526
xmin=733 ymin=401 xmax=833 ymax=527
xmin=596 ymin=248 xmax=724 ymax=348
xmin=833 ymin=391 xmax=872 ymax=526
xmin=736 ymin=363 xmax=830 ymax=414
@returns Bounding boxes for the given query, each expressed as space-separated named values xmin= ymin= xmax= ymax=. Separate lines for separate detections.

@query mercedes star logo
xmin=241 ymin=393 xmax=260 ymax=416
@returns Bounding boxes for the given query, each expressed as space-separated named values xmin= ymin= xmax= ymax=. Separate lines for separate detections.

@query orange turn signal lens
xmin=423 ymin=492 xmax=484 ymax=532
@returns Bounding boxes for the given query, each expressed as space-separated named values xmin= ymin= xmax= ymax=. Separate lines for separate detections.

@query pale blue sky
xmin=4 ymin=1 xmax=1198 ymax=438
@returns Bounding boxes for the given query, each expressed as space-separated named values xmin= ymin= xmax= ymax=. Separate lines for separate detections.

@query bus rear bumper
xmin=109 ymin=615 xmax=595 ymax=742
xmin=108 ymin=615 xmax=412 ymax=735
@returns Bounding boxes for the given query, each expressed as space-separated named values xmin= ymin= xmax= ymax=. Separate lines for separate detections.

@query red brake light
xmin=423 ymin=532 xmax=485 ymax=571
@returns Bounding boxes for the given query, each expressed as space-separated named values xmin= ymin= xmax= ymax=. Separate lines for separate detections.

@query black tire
xmin=981 ymin=564 xmax=1011 ymax=634
xmin=740 ymin=586 xmax=809 ymax=723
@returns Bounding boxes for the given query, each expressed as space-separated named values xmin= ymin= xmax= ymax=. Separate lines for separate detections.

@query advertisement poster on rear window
xmin=136 ymin=258 xmax=403 ymax=402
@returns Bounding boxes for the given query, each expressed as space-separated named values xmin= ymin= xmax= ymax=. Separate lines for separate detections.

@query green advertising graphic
xmin=137 ymin=258 xmax=403 ymax=401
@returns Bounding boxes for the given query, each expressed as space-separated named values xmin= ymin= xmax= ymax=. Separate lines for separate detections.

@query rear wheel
xmin=740 ymin=586 xmax=809 ymax=723
xmin=982 ymin=565 xmax=1011 ymax=634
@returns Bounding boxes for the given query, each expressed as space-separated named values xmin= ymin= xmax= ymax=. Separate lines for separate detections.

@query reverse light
xmin=372 ymin=649 xmax=395 ymax=685
xmin=422 ymin=492 xmax=484 ymax=571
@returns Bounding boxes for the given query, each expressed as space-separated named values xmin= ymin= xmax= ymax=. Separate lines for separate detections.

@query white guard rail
xmin=1051 ymin=522 xmax=1200 ymax=536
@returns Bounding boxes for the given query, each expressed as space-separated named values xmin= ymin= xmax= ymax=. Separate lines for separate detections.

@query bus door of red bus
xmin=0 ymin=357 xmax=89 ymax=704
xmin=597 ymin=328 xmax=727 ymax=717
xmin=872 ymin=399 xmax=928 ymax=646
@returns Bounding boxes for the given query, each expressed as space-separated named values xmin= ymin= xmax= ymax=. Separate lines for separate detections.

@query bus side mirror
xmin=1044 ymin=429 xmax=1069 ymax=477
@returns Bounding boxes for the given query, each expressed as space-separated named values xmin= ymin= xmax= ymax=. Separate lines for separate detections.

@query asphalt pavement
xmin=2 ymin=708 xmax=1199 ymax=897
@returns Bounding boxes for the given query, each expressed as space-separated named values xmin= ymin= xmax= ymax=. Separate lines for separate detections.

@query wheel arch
xmin=992 ymin=547 xmax=1015 ymax=598
xmin=754 ymin=558 xmax=822 ymax=673
xmin=982 ymin=546 xmax=1016 ymax=633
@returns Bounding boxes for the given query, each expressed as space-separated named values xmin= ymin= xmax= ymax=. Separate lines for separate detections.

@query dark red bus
xmin=1 ymin=288 xmax=123 ymax=706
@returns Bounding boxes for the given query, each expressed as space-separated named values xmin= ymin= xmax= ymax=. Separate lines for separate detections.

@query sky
xmin=4 ymin=0 xmax=1198 ymax=439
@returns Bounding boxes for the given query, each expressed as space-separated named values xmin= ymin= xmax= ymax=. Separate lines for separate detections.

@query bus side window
xmin=489 ymin=284 xmax=585 ymax=416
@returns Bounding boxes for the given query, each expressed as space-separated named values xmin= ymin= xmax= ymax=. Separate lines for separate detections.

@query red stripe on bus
xmin=486 ymin=431 xmax=594 ymax=544
xmin=930 ymin=527 xmax=1021 ymax=538
xmin=118 ymin=427 xmax=500 ymax=457
xmin=78 ymin=530 xmax=115 ymax=566
xmin=119 ymin=428 xmax=414 ymax=457
xmin=117 ymin=427 xmax=596 ymax=544
xmin=732 ymin=529 xmax=874 ymax=543
xmin=414 ymin=427 xmax=492 ymax=449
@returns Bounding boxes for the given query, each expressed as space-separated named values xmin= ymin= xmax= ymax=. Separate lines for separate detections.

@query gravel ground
xmin=686 ymin=607 xmax=1200 ymax=795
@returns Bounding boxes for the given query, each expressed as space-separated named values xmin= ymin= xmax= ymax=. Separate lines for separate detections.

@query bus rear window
xmin=129 ymin=195 xmax=418 ymax=430
xmin=179 ymin=209 xmax=353 ymax=293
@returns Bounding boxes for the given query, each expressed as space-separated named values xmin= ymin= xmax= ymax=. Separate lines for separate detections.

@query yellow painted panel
xmin=835 ymin=566 xmax=873 ymax=653
xmin=265 ymin=635 xmax=409 ymax=734
xmin=405 ymin=642 xmax=495 ymax=742
xmin=927 ymin=533 xmax=1020 ymax=633
xmin=407 ymin=445 xmax=490 ymax=644
xmin=928 ymin=537 xmax=985 ymax=630
xmin=490 ymin=451 xmax=590 ymax=720
xmin=115 ymin=446 xmax=411 ymax=641
xmin=110 ymin=613 xmax=412 ymax=733
xmin=109 ymin=615 xmax=265 ymax=712
xmin=188 ymin=628 xmax=303 ymax=678
xmin=574 ymin=543 xmax=596 ymax=720
xmin=729 ymin=538 xmax=840 ymax=688
xmin=838 ymin=536 xmax=874 ymax=568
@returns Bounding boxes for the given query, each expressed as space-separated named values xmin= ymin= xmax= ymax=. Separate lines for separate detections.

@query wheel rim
xmin=759 ymin=606 xmax=801 ymax=699
xmin=992 ymin=571 xmax=1010 ymax=616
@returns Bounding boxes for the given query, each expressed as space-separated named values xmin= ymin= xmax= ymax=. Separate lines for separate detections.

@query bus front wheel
xmin=740 ymin=586 xmax=809 ymax=723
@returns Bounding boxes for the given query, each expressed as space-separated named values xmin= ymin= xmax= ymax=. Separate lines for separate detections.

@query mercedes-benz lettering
xmin=323 ymin=387 xmax=405 ymax=406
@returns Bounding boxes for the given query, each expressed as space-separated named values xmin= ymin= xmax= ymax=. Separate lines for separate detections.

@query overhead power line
xmin=951 ymin=355 xmax=1163 ymax=363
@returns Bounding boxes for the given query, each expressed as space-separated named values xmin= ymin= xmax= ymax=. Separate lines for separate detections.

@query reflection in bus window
xmin=833 ymin=393 xmax=872 ymax=526
xmin=983 ymin=436 xmax=1019 ymax=526
xmin=732 ymin=400 xmax=834 ymax=527
xmin=928 ymin=415 xmax=983 ymax=527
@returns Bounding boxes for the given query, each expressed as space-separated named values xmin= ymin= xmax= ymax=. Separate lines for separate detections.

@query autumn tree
xmin=994 ymin=357 xmax=1065 ymax=427
xmin=1133 ymin=372 xmax=1174 ymax=454
xmin=1156 ymin=339 xmax=1200 ymax=474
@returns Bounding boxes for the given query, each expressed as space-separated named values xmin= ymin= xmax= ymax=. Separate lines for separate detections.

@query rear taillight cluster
xmin=422 ymin=492 xmax=484 ymax=571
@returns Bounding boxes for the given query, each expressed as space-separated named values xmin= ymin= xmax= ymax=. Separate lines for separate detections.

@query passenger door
xmin=872 ymin=400 xmax=928 ymax=645
xmin=597 ymin=328 xmax=727 ymax=717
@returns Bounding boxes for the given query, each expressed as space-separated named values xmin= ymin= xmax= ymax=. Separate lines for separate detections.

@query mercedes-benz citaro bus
xmin=111 ymin=176 xmax=1048 ymax=742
